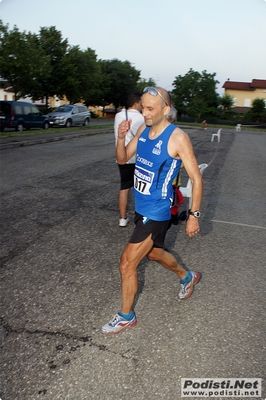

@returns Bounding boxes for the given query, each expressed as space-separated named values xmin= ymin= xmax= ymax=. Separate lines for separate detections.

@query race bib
xmin=134 ymin=165 xmax=154 ymax=195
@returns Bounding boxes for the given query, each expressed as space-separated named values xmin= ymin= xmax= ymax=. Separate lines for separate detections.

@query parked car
xmin=0 ymin=101 xmax=49 ymax=132
xmin=47 ymin=104 xmax=91 ymax=127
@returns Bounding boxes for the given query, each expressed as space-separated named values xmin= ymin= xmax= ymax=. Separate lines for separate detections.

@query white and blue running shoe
xmin=178 ymin=271 xmax=201 ymax=300
xmin=101 ymin=312 xmax=137 ymax=334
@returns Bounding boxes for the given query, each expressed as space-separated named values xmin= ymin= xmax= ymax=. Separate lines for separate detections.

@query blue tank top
xmin=134 ymin=124 xmax=182 ymax=221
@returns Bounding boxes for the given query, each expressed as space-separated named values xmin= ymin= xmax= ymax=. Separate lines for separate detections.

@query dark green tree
xmin=135 ymin=77 xmax=156 ymax=93
xmin=250 ymin=98 xmax=266 ymax=122
xmin=172 ymin=68 xmax=219 ymax=120
xmin=99 ymin=59 xmax=141 ymax=110
xmin=219 ymin=93 xmax=235 ymax=119
xmin=34 ymin=26 xmax=69 ymax=105
xmin=78 ymin=48 xmax=105 ymax=106
xmin=62 ymin=46 xmax=104 ymax=105
xmin=187 ymin=97 xmax=208 ymax=121
xmin=60 ymin=45 xmax=81 ymax=104
xmin=23 ymin=32 xmax=52 ymax=100
xmin=220 ymin=93 xmax=234 ymax=112
xmin=0 ymin=21 xmax=49 ymax=100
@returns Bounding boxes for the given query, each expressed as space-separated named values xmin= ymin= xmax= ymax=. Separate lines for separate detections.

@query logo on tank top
xmin=152 ymin=140 xmax=163 ymax=155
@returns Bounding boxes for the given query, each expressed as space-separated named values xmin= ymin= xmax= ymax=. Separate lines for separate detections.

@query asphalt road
xmin=0 ymin=127 xmax=265 ymax=400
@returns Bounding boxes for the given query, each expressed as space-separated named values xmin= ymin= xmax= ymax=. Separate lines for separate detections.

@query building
xmin=0 ymin=77 xmax=113 ymax=116
xmin=223 ymin=79 xmax=266 ymax=113
xmin=0 ymin=78 xmax=67 ymax=108
xmin=0 ymin=77 xmax=15 ymax=101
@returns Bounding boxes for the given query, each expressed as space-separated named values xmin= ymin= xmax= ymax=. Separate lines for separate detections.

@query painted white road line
xmin=211 ymin=219 xmax=266 ymax=230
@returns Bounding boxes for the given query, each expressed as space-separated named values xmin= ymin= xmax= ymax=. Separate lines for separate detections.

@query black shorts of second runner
xmin=129 ymin=212 xmax=170 ymax=248
xmin=118 ymin=163 xmax=135 ymax=190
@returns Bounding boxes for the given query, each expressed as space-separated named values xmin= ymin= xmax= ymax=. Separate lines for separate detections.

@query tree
xmin=23 ymin=32 xmax=52 ymax=100
xmin=34 ymin=26 xmax=69 ymax=105
xmin=172 ymin=68 xmax=219 ymax=120
xmin=78 ymin=48 xmax=104 ymax=106
xmin=135 ymin=77 xmax=156 ymax=93
xmin=0 ymin=21 xmax=49 ymax=100
xmin=250 ymin=98 xmax=266 ymax=122
xmin=187 ymin=97 xmax=208 ymax=121
xmin=99 ymin=59 xmax=141 ymax=110
xmin=62 ymin=46 xmax=104 ymax=105
xmin=220 ymin=93 xmax=234 ymax=112
xmin=219 ymin=93 xmax=235 ymax=119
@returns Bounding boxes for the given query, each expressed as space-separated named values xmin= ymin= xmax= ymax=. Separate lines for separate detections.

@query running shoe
xmin=178 ymin=271 xmax=201 ymax=300
xmin=101 ymin=312 xmax=137 ymax=334
xmin=119 ymin=217 xmax=129 ymax=227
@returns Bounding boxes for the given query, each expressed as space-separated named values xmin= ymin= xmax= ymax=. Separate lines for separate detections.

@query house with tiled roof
xmin=223 ymin=79 xmax=266 ymax=113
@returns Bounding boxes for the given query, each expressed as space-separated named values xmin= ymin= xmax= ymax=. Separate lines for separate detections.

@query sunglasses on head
xmin=143 ymin=87 xmax=169 ymax=106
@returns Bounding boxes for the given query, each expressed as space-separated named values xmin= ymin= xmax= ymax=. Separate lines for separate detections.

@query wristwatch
xmin=188 ymin=210 xmax=201 ymax=218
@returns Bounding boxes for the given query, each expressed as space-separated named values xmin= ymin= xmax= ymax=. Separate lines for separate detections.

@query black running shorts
xmin=129 ymin=212 xmax=170 ymax=248
xmin=118 ymin=163 xmax=135 ymax=190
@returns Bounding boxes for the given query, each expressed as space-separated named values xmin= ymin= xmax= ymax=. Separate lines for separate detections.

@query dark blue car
xmin=0 ymin=100 xmax=49 ymax=132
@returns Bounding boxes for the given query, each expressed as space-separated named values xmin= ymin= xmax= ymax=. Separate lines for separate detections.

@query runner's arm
xmin=170 ymin=129 xmax=203 ymax=237
xmin=116 ymin=122 xmax=145 ymax=164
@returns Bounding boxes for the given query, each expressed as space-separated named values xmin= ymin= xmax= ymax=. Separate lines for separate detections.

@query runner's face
xmin=141 ymin=93 xmax=167 ymax=127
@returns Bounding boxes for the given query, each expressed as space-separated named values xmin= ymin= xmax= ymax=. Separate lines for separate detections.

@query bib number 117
xmin=134 ymin=177 xmax=147 ymax=193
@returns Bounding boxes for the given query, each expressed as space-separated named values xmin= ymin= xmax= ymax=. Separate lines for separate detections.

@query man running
xmin=102 ymin=87 xmax=202 ymax=334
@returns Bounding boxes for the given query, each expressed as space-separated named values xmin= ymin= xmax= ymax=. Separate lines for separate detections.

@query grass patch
xmin=176 ymin=121 xmax=266 ymax=132
xmin=1 ymin=121 xmax=265 ymax=138
xmin=0 ymin=123 xmax=114 ymax=138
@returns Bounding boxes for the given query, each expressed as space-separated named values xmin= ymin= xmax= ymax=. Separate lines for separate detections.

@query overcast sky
xmin=1 ymin=0 xmax=265 ymax=94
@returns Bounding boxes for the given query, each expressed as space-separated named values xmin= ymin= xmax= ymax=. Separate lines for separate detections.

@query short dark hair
xmin=126 ymin=92 xmax=142 ymax=108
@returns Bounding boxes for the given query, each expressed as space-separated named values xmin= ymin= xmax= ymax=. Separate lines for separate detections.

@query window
xmin=31 ymin=106 xmax=40 ymax=115
xmin=23 ymin=105 xmax=32 ymax=115
xmin=78 ymin=106 xmax=87 ymax=113
xmin=57 ymin=105 xmax=73 ymax=112
xmin=244 ymin=98 xmax=251 ymax=107
xmin=0 ymin=102 xmax=11 ymax=114
xmin=14 ymin=105 xmax=23 ymax=115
